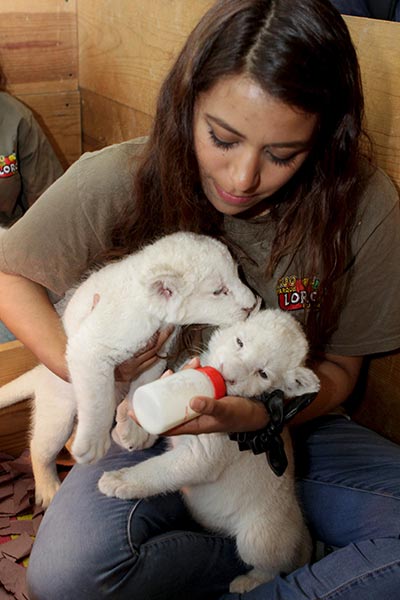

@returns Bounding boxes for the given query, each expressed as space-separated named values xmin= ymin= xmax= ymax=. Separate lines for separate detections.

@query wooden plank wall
xmin=0 ymin=342 xmax=37 ymax=457
xmin=0 ymin=0 xmax=81 ymax=167
xmin=77 ymin=0 xmax=212 ymax=152
xmin=346 ymin=17 xmax=400 ymax=191
xmin=77 ymin=5 xmax=400 ymax=191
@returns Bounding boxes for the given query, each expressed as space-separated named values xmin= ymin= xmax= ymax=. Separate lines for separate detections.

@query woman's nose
xmin=230 ymin=151 xmax=261 ymax=193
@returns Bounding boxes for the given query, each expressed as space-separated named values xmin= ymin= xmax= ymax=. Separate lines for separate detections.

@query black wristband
xmin=229 ymin=389 xmax=317 ymax=476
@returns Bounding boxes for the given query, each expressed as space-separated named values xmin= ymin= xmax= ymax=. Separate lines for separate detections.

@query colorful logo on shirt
xmin=276 ymin=275 xmax=320 ymax=311
xmin=0 ymin=153 xmax=18 ymax=178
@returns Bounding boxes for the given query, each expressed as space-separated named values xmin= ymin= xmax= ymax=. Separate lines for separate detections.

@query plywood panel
xmin=78 ymin=0 xmax=212 ymax=118
xmin=0 ymin=341 xmax=38 ymax=386
xmin=0 ymin=341 xmax=38 ymax=457
xmin=16 ymin=91 xmax=82 ymax=166
xmin=345 ymin=16 xmax=400 ymax=189
xmin=81 ymin=88 xmax=152 ymax=153
xmin=0 ymin=0 xmax=78 ymax=94
xmin=352 ymin=351 xmax=400 ymax=444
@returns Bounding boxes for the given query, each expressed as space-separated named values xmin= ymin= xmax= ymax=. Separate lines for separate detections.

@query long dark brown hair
xmin=0 ymin=66 xmax=6 ymax=91
xmin=107 ymin=0 xmax=371 ymax=351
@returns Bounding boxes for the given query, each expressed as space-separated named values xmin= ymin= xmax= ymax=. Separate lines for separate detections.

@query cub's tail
xmin=0 ymin=366 xmax=40 ymax=408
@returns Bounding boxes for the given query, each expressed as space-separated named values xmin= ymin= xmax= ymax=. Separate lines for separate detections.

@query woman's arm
xmin=292 ymin=353 xmax=362 ymax=425
xmin=0 ymin=271 xmax=69 ymax=380
xmin=165 ymin=353 xmax=363 ymax=435
xmin=0 ymin=270 xmax=175 ymax=383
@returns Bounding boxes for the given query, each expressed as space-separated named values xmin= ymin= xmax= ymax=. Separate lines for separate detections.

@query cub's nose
xmin=242 ymin=296 xmax=261 ymax=318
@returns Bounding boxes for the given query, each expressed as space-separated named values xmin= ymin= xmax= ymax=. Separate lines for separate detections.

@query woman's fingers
xmin=166 ymin=395 xmax=269 ymax=435
xmin=115 ymin=326 xmax=175 ymax=382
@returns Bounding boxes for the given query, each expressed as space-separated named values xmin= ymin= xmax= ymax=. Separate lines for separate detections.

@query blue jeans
xmin=27 ymin=416 xmax=400 ymax=599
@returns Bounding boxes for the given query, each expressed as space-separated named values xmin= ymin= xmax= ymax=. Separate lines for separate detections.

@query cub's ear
xmin=282 ymin=366 xmax=320 ymax=398
xmin=146 ymin=266 xmax=187 ymax=300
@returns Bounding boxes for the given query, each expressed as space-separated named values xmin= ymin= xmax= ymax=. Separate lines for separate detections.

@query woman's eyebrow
xmin=206 ymin=114 xmax=311 ymax=149
xmin=206 ymin=114 xmax=245 ymax=138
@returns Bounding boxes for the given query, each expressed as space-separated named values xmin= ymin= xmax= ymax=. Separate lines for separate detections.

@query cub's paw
xmin=72 ymin=429 xmax=111 ymax=464
xmin=98 ymin=468 xmax=147 ymax=500
xmin=35 ymin=480 xmax=61 ymax=509
xmin=229 ymin=572 xmax=267 ymax=594
xmin=112 ymin=407 xmax=157 ymax=451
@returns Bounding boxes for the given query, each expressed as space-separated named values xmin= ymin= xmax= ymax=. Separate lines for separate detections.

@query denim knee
xmin=27 ymin=496 xmax=243 ymax=600
xmin=27 ymin=443 xmax=244 ymax=600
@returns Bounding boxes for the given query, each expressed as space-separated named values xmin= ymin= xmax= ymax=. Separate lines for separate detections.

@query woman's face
xmin=193 ymin=74 xmax=317 ymax=216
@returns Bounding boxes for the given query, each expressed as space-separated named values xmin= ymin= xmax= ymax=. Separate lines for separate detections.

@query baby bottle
xmin=130 ymin=366 xmax=226 ymax=435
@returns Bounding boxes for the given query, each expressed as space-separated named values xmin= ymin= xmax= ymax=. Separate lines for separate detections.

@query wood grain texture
xmin=0 ymin=341 xmax=38 ymax=386
xmin=0 ymin=0 xmax=78 ymax=94
xmin=353 ymin=351 xmax=400 ymax=444
xmin=78 ymin=0 xmax=212 ymax=118
xmin=345 ymin=16 xmax=400 ymax=190
xmin=81 ymin=88 xmax=152 ymax=153
xmin=0 ymin=342 xmax=38 ymax=457
xmin=16 ymin=90 xmax=82 ymax=167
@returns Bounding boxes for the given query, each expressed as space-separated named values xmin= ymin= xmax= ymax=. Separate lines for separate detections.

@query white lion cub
xmin=0 ymin=232 xmax=257 ymax=507
xmin=99 ymin=309 xmax=320 ymax=594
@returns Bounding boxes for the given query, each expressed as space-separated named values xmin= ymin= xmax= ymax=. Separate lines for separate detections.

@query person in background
xmin=330 ymin=0 xmax=400 ymax=21
xmin=0 ymin=66 xmax=63 ymax=342
xmin=0 ymin=1 xmax=399 ymax=598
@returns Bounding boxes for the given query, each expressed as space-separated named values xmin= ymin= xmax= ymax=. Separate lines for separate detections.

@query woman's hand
xmin=166 ymin=394 xmax=269 ymax=435
xmin=127 ymin=355 xmax=269 ymax=435
xmin=115 ymin=326 xmax=174 ymax=382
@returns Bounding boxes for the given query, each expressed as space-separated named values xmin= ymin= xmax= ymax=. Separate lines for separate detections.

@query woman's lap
xmin=296 ymin=415 xmax=400 ymax=545
xmin=27 ymin=416 xmax=400 ymax=600
xmin=27 ymin=440 xmax=244 ymax=600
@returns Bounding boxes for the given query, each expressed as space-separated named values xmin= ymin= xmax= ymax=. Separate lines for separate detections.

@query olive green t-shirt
xmin=0 ymin=92 xmax=64 ymax=222
xmin=0 ymin=138 xmax=399 ymax=356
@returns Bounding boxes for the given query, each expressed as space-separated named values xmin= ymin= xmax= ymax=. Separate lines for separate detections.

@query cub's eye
xmin=258 ymin=370 xmax=269 ymax=380
xmin=213 ymin=286 xmax=229 ymax=296
xmin=236 ymin=337 xmax=243 ymax=348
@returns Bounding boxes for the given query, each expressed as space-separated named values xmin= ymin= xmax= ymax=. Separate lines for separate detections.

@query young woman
xmin=0 ymin=1 xmax=399 ymax=598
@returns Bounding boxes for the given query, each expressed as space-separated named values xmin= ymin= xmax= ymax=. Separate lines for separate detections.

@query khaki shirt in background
xmin=0 ymin=137 xmax=399 ymax=357
xmin=0 ymin=92 xmax=64 ymax=224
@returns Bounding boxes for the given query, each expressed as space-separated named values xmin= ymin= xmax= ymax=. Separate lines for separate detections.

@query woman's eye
xmin=208 ymin=128 xmax=237 ymax=151
xmin=236 ymin=337 xmax=243 ymax=348
xmin=258 ymin=370 xmax=269 ymax=380
xmin=267 ymin=151 xmax=297 ymax=168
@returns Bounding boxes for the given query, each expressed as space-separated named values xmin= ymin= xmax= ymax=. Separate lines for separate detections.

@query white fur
xmin=99 ymin=309 xmax=320 ymax=593
xmin=0 ymin=232 xmax=257 ymax=507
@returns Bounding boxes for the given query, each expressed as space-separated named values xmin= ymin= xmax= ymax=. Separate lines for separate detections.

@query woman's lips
xmin=214 ymin=182 xmax=257 ymax=206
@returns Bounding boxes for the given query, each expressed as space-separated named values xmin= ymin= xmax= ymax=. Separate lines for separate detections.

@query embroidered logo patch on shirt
xmin=0 ymin=153 xmax=18 ymax=178
xmin=276 ymin=275 xmax=320 ymax=311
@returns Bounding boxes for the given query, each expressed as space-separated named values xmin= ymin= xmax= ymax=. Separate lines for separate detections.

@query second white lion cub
xmin=99 ymin=309 xmax=320 ymax=593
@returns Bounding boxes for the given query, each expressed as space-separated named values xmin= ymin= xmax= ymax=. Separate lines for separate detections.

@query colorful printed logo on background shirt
xmin=0 ymin=153 xmax=18 ymax=178
xmin=276 ymin=275 xmax=320 ymax=311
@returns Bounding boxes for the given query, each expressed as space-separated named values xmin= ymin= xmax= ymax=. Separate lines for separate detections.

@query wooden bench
xmin=0 ymin=341 xmax=37 ymax=456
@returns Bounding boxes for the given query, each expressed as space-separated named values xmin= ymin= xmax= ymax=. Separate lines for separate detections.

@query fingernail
xmin=192 ymin=398 xmax=206 ymax=411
